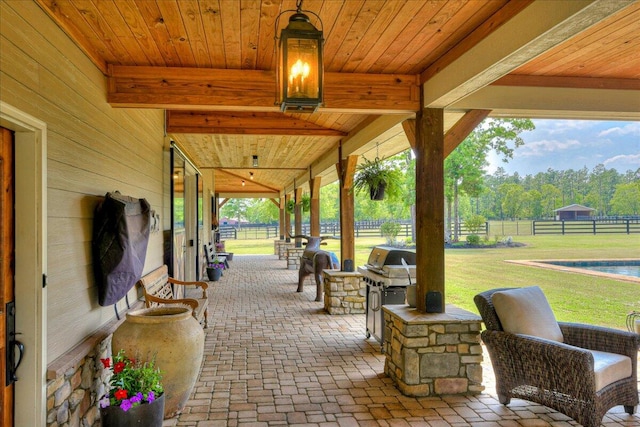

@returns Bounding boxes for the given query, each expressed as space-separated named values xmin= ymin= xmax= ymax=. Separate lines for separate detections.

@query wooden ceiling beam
xmin=493 ymin=75 xmax=640 ymax=91
xmin=421 ymin=0 xmax=634 ymax=108
xmin=107 ymin=65 xmax=419 ymax=113
xmin=218 ymin=192 xmax=279 ymax=198
xmin=166 ymin=111 xmax=347 ymax=136
xmin=218 ymin=168 xmax=280 ymax=192
xmin=451 ymin=86 xmax=640 ymax=121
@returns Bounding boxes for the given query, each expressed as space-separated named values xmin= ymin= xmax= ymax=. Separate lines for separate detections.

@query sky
xmin=486 ymin=120 xmax=640 ymax=176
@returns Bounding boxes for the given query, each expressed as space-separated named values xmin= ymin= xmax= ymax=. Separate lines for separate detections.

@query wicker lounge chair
xmin=475 ymin=287 xmax=639 ymax=427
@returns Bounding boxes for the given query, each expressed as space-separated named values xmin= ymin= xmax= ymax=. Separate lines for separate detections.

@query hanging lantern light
xmin=276 ymin=0 xmax=323 ymax=113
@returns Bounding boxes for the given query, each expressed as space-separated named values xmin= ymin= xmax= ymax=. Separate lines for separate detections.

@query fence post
xmin=627 ymin=219 xmax=630 ymax=234
xmin=593 ymin=220 xmax=596 ymax=235
xmin=561 ymin=221 xmax=565 ymax=235
xmin=533 ymin=221 xmax=536 ymax=235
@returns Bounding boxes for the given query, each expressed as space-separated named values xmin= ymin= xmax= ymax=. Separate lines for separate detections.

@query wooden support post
xmin=294 ymin=187 xmax=303 ymax=247
xmin=414 ymin=108 xmax=445 ymax=313
xmin=310 ymin=177 xmax=321 ymax=236
xmin=284 ymin=194 xmax=291 ymax=242
xmin=279 ymin=196 xmax=285 ymax=240
xmin=338 ymin=155 xmax=358 ymax=270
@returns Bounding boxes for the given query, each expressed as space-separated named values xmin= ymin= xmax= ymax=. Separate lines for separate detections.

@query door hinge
xmin=43 ymin=273 xmax=48 ymax=288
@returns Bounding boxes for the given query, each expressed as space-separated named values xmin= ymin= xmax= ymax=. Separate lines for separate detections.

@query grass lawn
xmin=225 ymin=234 xmax=639 ymax=329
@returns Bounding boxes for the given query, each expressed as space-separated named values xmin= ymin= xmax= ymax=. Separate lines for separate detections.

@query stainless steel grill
xmin=358 ymin=246 xmax=416 ymax=286
xmin=359 ymin=246 xmax=416 ymax=349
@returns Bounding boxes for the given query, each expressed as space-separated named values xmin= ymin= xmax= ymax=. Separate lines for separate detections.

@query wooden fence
xmin=533 ymin=219 xmax=640 ymax=235
xmin=219 ymin=220 xmax=488 ymax=240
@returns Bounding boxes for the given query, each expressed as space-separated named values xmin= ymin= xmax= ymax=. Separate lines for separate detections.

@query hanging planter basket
xmin=285 ymin=199 xmax=295 ymax=214
xmin=301 ymin=194 xmax=311 ymax=212
xmin=369 ymin=182 xmax=387 ymax=201
xmin=353 ymin=156 xmax=401 ymax=202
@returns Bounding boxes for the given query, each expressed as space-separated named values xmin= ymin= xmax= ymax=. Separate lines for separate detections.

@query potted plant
xmin=352 ymin=156 xmax=403 ymax=200
xmin=206 ymin=258 xmax=225 ymax=281
xmin=99 ymin=349 xmax=164 ymax=426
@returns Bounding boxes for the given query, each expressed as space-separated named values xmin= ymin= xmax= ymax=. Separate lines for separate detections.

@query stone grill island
xmin=382 ymin=305 xmax=483 ymax=397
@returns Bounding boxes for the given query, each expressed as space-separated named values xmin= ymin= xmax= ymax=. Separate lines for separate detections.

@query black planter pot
xmin=100 ymin=393 xmax=165 ymax=427
xmin=369 ymin=182 xmax=387 ymax=200
xmin=206 ymin=267 xmax=222 ymax=281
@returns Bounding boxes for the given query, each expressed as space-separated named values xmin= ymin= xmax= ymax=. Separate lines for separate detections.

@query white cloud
xmin=518 ymin=139 xmax=581 ymax=157
xmin=603 ymin=153 xmax=640 ymax=166
xmin=598 ymin=123 xmax=640 ymax=137
xmin=541 ymin=120 xmax=598 ymax=135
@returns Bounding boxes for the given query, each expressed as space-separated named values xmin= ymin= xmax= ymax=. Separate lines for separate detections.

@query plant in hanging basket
xmin=352 ymin=156 xmax=403 ymax=201
xmin=301 ymin=193 xmax=311 ymax=212
xmin=286 ymin=199 xmax=295 ymax=214
xmin=99 ymin=349 xmax=164 ymax=422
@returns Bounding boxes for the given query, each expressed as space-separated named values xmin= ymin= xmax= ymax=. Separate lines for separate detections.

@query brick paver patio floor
xmin=171 ymin=255 xmax=640 ymax=427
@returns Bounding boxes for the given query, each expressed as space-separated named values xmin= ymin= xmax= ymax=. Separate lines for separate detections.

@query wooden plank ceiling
xmin=36 ymin=0 xmax=640 ymax=197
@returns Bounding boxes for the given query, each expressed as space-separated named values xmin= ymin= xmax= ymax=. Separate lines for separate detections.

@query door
xmin=1 ymin=126 xmax=15 ymax=426
xmin=170 ymin=147 xmax=201 ymax=282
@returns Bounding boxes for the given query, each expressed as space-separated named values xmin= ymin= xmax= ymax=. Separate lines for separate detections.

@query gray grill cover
xmin=93 ymin=192 xmax=150 ymax=306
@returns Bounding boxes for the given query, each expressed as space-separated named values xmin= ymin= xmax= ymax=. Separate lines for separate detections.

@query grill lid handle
xmin=401 ymin=258 xmax=412 ymax=285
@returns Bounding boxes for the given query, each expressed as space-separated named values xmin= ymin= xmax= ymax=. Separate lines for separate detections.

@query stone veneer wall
xmin=46 ymin=337 xmax=111 ymax=427
xmin=382 ymin=305 xmax=483 ymax=397
xmin=287 ymin=248 xmax=306 ymax=270
xmin=322 ymin=271 xmax=365 ymax=314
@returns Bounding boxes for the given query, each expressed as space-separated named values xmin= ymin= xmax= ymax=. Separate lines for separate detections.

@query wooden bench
xmin=137 ymin=265 xmax=209 ymax=328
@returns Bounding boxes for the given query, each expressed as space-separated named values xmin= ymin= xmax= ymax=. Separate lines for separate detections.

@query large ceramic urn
xmin=112 ymin=306 xmax=204 ymax=418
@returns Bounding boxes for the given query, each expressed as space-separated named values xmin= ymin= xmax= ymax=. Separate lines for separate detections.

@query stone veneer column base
xmin=322 ymin=270 xmax=365 ymax=314
xmin=287 ymin=247 xmax=305 ymax=270
xmin=383 ymin=304 xmax=483 ymax=397
xmin=275 ymin=241 xmax=295 ymax=260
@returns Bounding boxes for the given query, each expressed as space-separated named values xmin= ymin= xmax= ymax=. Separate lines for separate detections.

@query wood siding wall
xmin=1 ymin=1 xmax=168 ymax=363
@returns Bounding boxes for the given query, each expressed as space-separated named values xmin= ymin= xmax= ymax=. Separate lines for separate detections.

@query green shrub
xmin=464 ymin=214 xmax=486 ymax=234
xmin=380 ymin=221 xmax=402 ymax=245
xmin=466 ymin=234 xmax=481 ymax=245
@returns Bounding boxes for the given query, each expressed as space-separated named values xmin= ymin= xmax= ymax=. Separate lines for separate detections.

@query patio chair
xmin=474 ymin=286 xmax=639 ymax=427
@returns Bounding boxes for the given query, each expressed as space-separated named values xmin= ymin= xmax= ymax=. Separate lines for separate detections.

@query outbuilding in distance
xmin=554 ymin=204 xmax=596 ymax=220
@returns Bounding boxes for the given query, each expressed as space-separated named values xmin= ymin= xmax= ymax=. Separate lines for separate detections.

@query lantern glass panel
xmin=285 ymin=37 xmax=319 ymax=100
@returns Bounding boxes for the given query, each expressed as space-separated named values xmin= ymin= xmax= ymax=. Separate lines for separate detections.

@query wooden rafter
xmin=166 ymin=111 xmax=347 ymax=136
xmin=218 ymin=168 xmax=280 ymax=193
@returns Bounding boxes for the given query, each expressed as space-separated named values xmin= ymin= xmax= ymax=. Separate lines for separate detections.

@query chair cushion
xmin=492 ymin=286 xmax=564 ymax=342
xmin=588 ymin=349 xmax=632 ymax=391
